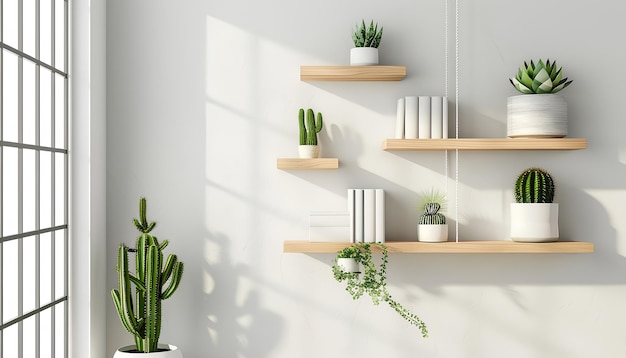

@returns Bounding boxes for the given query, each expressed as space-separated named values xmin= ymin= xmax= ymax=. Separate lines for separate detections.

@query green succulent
xmin=418 ymin=189 xmax=447 ymax=225
xmin=510 ymin=59 xmax=573 ymax=94
xmin=352 ymin=20 xmax=383 ymax=48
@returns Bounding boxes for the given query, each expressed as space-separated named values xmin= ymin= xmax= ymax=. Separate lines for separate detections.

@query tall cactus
xmin=514 ymin=168 xmax=555 ymax=203
xmin=298 ymin=108 xmax=323 ymax=145
xmin=111 ymin=198 xmax=184 ymax=353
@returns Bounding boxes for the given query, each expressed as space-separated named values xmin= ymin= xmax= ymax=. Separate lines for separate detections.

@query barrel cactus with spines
xmin=298 ymin=108 xmax=323 ymax=145
xmin=418 ymin=189 xmax=447 ymax=225
xmin=111 ymin=198 xmax=184 ymax=353
xmin=514 ymin=168 xmax=555 ymax=203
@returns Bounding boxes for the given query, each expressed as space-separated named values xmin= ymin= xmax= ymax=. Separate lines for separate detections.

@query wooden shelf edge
xmin=383 ymin=138 xmax=587 ymax=151
xmin=283 ymin=240 xmax=594 ymax=254
xmin=300 ymin=66 xmax=406 ymax=81
xmin=277 ymin=158 xmax=339 ymax=170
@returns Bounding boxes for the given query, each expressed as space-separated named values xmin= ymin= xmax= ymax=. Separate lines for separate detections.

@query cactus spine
xmin=298 ymin=108 xmax=323 ymax=145
xmin=111 ymin=198 xmax=184 ymax=353
xmin=514 ymin=168 xmax=555 ymax=203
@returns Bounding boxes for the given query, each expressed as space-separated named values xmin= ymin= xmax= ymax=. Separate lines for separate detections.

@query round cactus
xmin=514 ymin=168 xmax=555 ymax=203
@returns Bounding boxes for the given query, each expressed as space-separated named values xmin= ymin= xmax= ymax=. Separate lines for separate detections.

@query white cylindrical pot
xmin=337 ymin=258 xmax=360 ymax=273
xmin=510 ymin=203 xmax=559 ymax=242
xmin=350 ymin=47 xmax=379 ymax=66
xmin=507 ymin=94 xmax=568 ymax=138
xmin=298 ymin=145 xmax=320 ymax=158
xmin=114 ymin=345 xmax=183 ymax=358
xmin=417 ymin=224 xmax=448 ymax=242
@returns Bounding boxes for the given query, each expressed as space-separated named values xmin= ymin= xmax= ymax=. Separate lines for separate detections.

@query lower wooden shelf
xmin=283 ymin=240 xmax=594 ymax=254
xmin=276 ymin=158 xmax=339 ymax=170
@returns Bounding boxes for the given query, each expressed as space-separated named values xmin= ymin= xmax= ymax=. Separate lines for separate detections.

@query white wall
xmin=106 ymin=0 xmax=626 ymax=357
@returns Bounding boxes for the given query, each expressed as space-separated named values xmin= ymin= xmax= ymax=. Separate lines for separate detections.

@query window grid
xmin=1 ymin=0 xmax=69 ymax=357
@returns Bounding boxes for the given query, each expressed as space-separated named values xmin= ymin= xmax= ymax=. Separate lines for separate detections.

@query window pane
xmin=23 ymin=315 xmax=38 ymax=358
xmin=55 ymin=0 xmax=66 ymax=71
xmin=2 ymin=239 xmax=19 ymax=324
xmin=40 ymin=308 xmax=52 ymax=358
xmin=40 ymin=233 xmax=52 ymax=304
xmin=2 ymin=0 xmax=19 ymax=49
xmin=40 ymin=0 xmax=53 ymax=65
xmin=40 ymin=152 xmax=52 ymax=229
xmin=24 ymin=0 xmax=38 ymax=57
xmin=55 ymin=230 xmax=66 ymax=299
xmin=23 ymin=149 xmax=37 ymax=233
xmin=55 ymin=153 xmax=65 ymax=226
xmin=40 ymin=68 xmax=52 ymax=148
xmin=55 ymin=74 xmax=66 ymax=149
xmin=23 ymin=59 xmax=37 ymax=145
xmin=3 ymin=321 xmax=19 ymax=358
xmin=55 ymin=303 xmax=66 ymax=357
xmin=23 ymin=234 xmax=38 ymax=313
xmin=3 ymin=147 xmax=19 ymax=237
xmin=2 ymin=50 xmax=19 ymax=143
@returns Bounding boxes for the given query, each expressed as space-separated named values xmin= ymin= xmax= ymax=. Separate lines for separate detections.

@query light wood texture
xmin=283 ymin=240 xmax=594 ymax=254
xmin=276 ymin=158 xmax=339 ymax=170
xmin=300 ymin=66 xmax=406 ymax=81
xmin=383 ymin=138 xmax=587 ymax=151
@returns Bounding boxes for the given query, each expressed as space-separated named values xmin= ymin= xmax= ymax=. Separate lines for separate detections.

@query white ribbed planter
xmin=350 ymin=47 xmax=379 ymax=66
xmin=337 ymin=258 xmax=360 ymax=273
xmin=113 ymin=345 xmax=183 ymax=358
xmin=507 ymin=94 xmax=568 ymax=138
xmin=510 ymin=203 xmax=559 ymax=242
xmin=298 ymin=145 xmax=320 ymax=158
xmin=417 ymin=224 xmax=448 ymax=242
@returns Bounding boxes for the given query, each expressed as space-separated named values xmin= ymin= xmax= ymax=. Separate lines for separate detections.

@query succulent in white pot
xmin=508 ymin=59 xmax=573 ymax=138
xmin=350 ymin=20 xmax=383 ymax=66
xmin=417 ymin=189 xmax=448 ymax=242
xmin=298 ymin=108 xmax=323 ymax=158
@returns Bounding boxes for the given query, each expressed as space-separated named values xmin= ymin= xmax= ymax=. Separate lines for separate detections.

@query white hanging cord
xmin=454 ymin=0 xmax=460 ymax=243
xmin=444 ymin=0 xmax=449 ymax=197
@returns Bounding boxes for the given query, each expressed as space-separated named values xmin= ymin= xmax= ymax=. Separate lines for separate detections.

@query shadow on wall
xmin=203 ymin=231 xmax=284 ymax=357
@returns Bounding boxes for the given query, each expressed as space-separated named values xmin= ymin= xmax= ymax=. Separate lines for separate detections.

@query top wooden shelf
xmin=283 ymin=240 xmax=594 ymax=254
xmin=383 ymin=138 xmax=587 ymax=151
xmin=300 ymin=66 xmax=406 ymax=81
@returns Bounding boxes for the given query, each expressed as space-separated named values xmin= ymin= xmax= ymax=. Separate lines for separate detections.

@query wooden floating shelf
xmin=277 ymin=158 xmax=339 ymax=170
xmin=300 ymin=66 xmax=406 ymax=81
xmin=283 ymin=240 xmax=594 ymax=254
xmin=383 ymin=138 xmax=587 ymax=151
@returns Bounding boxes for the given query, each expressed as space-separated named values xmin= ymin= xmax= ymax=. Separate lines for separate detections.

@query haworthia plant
xmin=510 ymin=59 xmax=573 ymax=94
xmin=298 ymin=108 xmax=323 ymax=145
xmin=514 ymin=168 xmax=555 ymax=203
xmin=111 ymin=198 xmax=184 ymax=353
xmin=352 ymin=19 xmax=383 ymax=48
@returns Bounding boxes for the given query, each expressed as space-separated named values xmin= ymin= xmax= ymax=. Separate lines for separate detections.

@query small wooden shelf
xmin=283 ymin=240 xmax=594 ymax=254
xmin=383 ymin=138 xmax=587 ymax=151
xmin=277 ymin=158 xmax=339 ymax=170
xmin=300 ymin=66 xmax=406 ymax=81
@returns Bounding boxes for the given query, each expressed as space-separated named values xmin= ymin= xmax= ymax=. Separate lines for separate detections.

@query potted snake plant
xmin=298 ymin=108 xmax=323 ymax=158
xmin=417 ymin=189 xmax=448 ymax=242
xmin=510 ymin=168 xmax=559 ymax=242
xmin=350 ymin=19 xmax=383 ymax=65
xmin=508 ymin=59 xmax=573 ymax=138
xmin=332 ymin=243 xmax=429 ymax=338
xmin=111 ymin=198 xmax=185 ymax=357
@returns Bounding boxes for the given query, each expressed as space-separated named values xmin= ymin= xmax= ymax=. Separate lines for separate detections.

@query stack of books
xmin=348 ymin=189 xmax=385 ymax=243
xmin=395 ymin=96 xmax=448 ymax=139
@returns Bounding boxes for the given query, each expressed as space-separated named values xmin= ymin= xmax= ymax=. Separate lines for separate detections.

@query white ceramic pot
xmin=114 ymin=345 xmax=183 ymax=358
xmin=507 ymin=94 xmax=568 ymax=138
xmin=510 ymin=203 xmax=559 ymax=242
xmin=298 ymin=145 xmax=320 ymax=158
xmin=350 ymin=47 xmax=379 ymax=66
xmin=337 ymin=258 xmax=360 ymax=273
xmin=417 ymin=224 xmax=448 ymax=242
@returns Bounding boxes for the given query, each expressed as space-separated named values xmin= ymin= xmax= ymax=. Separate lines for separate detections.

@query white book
xmin=431 ymin=96 xmax=443 ymax=139
xmin=309 ymin=211 xmax=349 ymax=227
xmin=354 ymin=189 xmax=364 ymax=243
xmin=395 ymin=98 xmax=405 ymax=139
xmin=443 ymin=96 xmax=449 ymax=139
xmin=309 ymin=227 xmax=351 ymax=242
xmin=363 ymin=189 xmax=376 ymax=243
xmin=404 ymin=96 xmax=418 ymax=139
xmin=418 ymin=96 xmax=431 ymax=139
xmin=375 ymin=189 xmax=385 ymax=243
xmin=348 ymin=189 xmax=355 ymax=242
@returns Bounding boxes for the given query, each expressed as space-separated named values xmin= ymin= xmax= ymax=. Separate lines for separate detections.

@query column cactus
xmin=514 ymin=167 xmax=555 ymax=203
xmin=298 ymin=108 xmax=323 ymax=145
xmin=111 ymin=198 xmax=184 ymax=353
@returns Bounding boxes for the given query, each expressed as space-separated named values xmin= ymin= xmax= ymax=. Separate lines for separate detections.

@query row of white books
xmin=348 ymin=189 xmax=385 ymax=243
xmin=395 ymin=96 xmax=449 ymax=139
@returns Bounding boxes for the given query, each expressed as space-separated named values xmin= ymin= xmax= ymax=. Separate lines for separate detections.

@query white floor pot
xmin=337 ymin=258 xmax=360 ymax=273
xmin=114 ymin=345 xmax=183 ymax=358
xmin=510 ymin=203 xmax=559 ymax=242
xmin=350 ymin=47 xmax=379 ymax=66
xmin=417 ymin=224 xmax=448 ymax=242
xmin=507 ymin=94 xmax=568 ymax=138
xmin=298 ymin=145 xmax=320 ymax=158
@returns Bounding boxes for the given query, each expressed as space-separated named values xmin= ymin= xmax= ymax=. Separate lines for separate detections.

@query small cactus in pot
xmin=511 ymin=168 xmax=559 ymax=242
xmin=298 ymin=108 xmax=323 ymax=158
xmin=417 ymin=189 xmax=448 ymax=242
